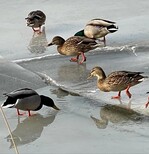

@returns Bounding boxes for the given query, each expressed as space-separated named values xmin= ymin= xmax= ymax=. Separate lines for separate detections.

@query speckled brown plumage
xmin=25 ymin=10 xmax=46 ymax=32
xmin=47 ymin=36 xmax=102 ymax=64
xmin=88 ymin=66 xmax=147 ymax=99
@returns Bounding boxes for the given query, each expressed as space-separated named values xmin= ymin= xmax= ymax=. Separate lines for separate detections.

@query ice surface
xmin=1 ymin=0 xmax=149 ymax=154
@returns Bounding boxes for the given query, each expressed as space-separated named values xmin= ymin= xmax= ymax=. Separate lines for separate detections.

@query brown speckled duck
xmin=47 ymin=36 xmax=102 ymax=64
xmin=25 ymin=10 xmax=46 ymax=33
xmin=75 ymin=18 xmax=118 ymax=46
xmin=88 ymin=66 xmax=147 ymax=99
xmin=1 ymin=88 xmax=60 ymax=116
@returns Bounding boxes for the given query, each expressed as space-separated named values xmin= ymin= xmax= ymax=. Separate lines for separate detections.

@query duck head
xmin=25 ymin=14 xmax=42 ymax=27
xmin=40 ymin=95 xmax=60 ymax=110
xmin=47 ymin=36 xmax=65 ymax=46
xmin=25 ymin=10 xmax=46 ymax=27
xmin=74 ymin=30 xmax=85 ymax=37
xmin=88 ymin=66 xmax=106 ymax=80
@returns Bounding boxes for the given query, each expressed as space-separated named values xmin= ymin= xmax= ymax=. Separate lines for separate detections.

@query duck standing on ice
xmin=47 ymin=36 xmax=102 ymax=64
xmin=1 ymin=88 xmax=60 ymax=116
xmin=25 ymin=10 xmax=46 ymax=33
xmin=88 ymin=66 xmax=147 ymax=99
xmin=75 ymin=18 xmax=118 ymax=46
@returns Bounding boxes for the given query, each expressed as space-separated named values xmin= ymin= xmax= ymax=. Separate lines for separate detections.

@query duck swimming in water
xmin=47 ymin=36 xmax=102 ymax=64
xmin=88 ymin=66 xmax=147 ymax=99
xmin=1 ymin=88 xmax=60 ymax=116
xmin=25 ymin=10 xmax=46 ymax=33
xmin=75 ymin=18 xmax=118 ymax=46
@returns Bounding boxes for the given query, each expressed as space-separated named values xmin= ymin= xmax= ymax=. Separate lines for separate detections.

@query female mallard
xmin=1 ymin=88 xmax=60 ymax=116
xmin=47 ymin=36 xmax=101 ymax=64
xmin=75 ymin=19 xmax=118 ymax=46
xmin=25 ymin=10 xmax=46 ymax=33
xmin=88 ymin=66 xmax=147 ymax=99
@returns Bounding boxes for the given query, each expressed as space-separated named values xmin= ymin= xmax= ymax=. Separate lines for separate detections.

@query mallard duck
xmin=47 ymin=36 xmax=101 ymax=64
xmin=1 ymin=88 xmax=60 ymax=116
xmin=88 ymin=66 xmax=147 ymax=99
xmin=25 ymin=10 xmax=46 ymax=33
xmin=145 ymin=92 xmax=149 ymax=108
xmin=75 ymin=18 xmax=118 ymax=46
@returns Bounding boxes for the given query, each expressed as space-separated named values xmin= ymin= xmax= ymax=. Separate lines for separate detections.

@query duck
xmin=47 ymin=36 xmax=102 ymax=64
xmin=145 ymin=92 xmax=149 ymax=108
xmin=1 ymin=88 xmax=60 ymax=116
xmin=74 ymin=18 xmax=118 ymax=46
xmin=25 ymin=10 xmax=46 ymax=33
xmin=88 ymin=66 xmax=147 ymax=99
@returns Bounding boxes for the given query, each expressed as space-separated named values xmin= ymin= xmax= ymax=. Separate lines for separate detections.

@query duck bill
xmin=87 ymin=74 xmax=93 ymax=79
xmin=52 ymin=104 xmax=60 ymax=110
xmin=47 ymin=42 xmax=53 ymax=47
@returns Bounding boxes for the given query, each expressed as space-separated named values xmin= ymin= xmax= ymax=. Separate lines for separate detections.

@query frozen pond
xmin=1 ymin=0 xmax=149 ymax=154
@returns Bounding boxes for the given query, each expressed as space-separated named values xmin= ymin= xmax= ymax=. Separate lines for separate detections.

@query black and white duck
xmin=1 ymin=88 xmax=60 ymax=116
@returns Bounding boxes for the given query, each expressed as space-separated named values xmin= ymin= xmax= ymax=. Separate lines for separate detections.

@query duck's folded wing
xmin=77 ymin=37 xmax=96 ymax=45
xmin=87 ymin=19 xmax=116 ymax=27
xmin=106 ymin=71 xmax=146 ymax=85
xmin=3 ymin=88 xmax=38 ymax=99
xmin=105 ymin=71 xmax=130 ymax=85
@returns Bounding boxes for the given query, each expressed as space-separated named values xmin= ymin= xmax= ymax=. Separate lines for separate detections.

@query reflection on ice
xmin=57 ymin=63 xmax=88 ymax=83
xmin=50 ymin=87 xmax=80 ymax=98
xmin=91 ymin=102 xmax=143 ymax=129
xmin=28 ymin=26 xmax=48 ymax=54
xmin=6 ymin=112 xmax=58 ymax=148
xmin=36 ymin=63 xmax=89 ymax=86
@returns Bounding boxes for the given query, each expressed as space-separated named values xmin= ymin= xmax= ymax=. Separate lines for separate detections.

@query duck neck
xmin=57 ymin=39 xmax=65 ymax=55
xmin=96 ymin=71 xmax=106 ymax=81
xmin=40 ymin=95 xmax=54 ymax=107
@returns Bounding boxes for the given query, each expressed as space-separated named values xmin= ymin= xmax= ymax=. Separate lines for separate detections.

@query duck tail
xmin=135 ymin=72 xmax=148 ymax=83
xmin=107 ymin=24 xmax=118 ymax=33
xmin=138 ymin=75 xmax=148 ymax=82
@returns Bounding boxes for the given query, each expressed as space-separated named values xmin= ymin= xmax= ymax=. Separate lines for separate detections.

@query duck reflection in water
xmin=51 ymin=87 xmax=80 ymax=99
xmin=28 ymin=26 xmax=48 ymax=54
xmin=6 ymin=111 xmax=58 ymax=148
xmin=57 ymin=63 xmax=88 ymax=83
xmin=91 ymin=101 xmax=142 ymax=129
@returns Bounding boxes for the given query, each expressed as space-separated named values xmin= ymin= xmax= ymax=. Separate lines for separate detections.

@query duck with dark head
xmin=25 ymin=10 xmax=46 ymax=33
xmin=75 ymin=18 xmax=118 ymax=46
xmin=1 ymin=88 xmax=60 ymax=116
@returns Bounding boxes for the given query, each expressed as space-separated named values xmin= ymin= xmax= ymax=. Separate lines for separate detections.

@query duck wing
xmin=77 ymin=37 xmax=97 ymax=45
xmin=3 ymin=88 xmax=38 ymax=99
xmin=105 ymin=71 xmax=145 ymax=86
xmin=87 ymin=19 xmax=116 ymax=27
